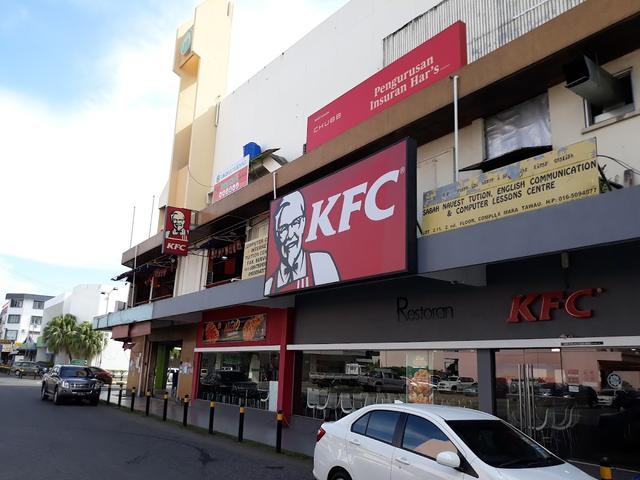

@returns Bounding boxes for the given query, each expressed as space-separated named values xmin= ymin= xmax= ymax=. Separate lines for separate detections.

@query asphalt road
xmin=0 ymin=376 xmax=313 ymax=480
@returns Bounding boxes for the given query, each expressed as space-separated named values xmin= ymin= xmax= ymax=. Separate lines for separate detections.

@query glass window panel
xmin=495 ymin=347 xmax=640 ymax=471
xmin=366 ymin=410 xmax=400 ymax=444
xmin=402 ymin=415 xmax=457 ymax=459
xmin=351 ymin=413 xmax=370 ymax=435
xmin=295 ymin=349 xmax=478 ymax=416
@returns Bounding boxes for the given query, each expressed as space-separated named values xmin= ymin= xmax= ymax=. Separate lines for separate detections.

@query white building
xmin=1 ymin=293 xmax=53 ymax=345
xmin=38 ymin=284 xmax=130 ymax=371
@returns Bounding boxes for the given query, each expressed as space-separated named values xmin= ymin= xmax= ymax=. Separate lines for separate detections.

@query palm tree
xmin=42 ymin=314 xmax=78 ymax=362
xmin=72 ymin=322 xmax=107 ymax=363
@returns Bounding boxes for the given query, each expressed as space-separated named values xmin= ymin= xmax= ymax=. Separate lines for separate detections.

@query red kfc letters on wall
xmin=507 ymin=288 xmax=603 ymax=323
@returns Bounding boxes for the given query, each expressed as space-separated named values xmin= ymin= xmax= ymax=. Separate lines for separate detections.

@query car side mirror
xmin=436 ymin=451 xmax=461 ymax=469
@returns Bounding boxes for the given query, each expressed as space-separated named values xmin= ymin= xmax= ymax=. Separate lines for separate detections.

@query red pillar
xmin=277 ymin=308 xmax=295 ymax=420
xmin=191 ymin=352 xmax=201 ymax=400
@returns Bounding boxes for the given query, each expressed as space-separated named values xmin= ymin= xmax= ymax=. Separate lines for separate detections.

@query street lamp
xmin=100 ymin=287 xmax=118 ymax=315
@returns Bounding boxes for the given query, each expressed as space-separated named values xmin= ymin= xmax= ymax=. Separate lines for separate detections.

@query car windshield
xmin=60 ymin=367 xmax=93 ymax=378
xmin=446 ymin=420 xmax=563 ymax=469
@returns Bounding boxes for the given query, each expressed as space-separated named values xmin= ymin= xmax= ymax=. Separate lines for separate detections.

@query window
xmin=4 ymin=330 xmax=17 ymax=340
xmin=33 ymin=300 xmax=45 ymax=310
xmin=402 ymin=415 xmax=457 ymax=460
xmin=585 ymin=70 xmax=635 ymax=126
xmin=485 ymin=93 xmax=551 ymax=161
xmin=10 ymin=299 xmax=23 ymax=308
xmin=351 ymin=413 xmax=370 ymax=435
xmin=30 ymin=316 xmax=42 ymax=326
xmin=365 ymin=410 xmax=401 ymax=444
xmin=296 ymin=349 xmax=479 ymax=417
xmin=447 ymin=420 xmax=561 ymax=468
xmin=7 ymin=315 xmax=20 ymax=324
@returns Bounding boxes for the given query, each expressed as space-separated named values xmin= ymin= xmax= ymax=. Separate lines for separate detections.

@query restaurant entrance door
xmin=495 ymin=347 xmax=640 ymax=472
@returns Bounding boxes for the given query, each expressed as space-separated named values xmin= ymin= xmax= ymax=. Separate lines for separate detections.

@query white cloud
xmin=0 ymin=3 xmax=200 ymax=270
xmin=0 ymin=0 xmax=347 ymax=276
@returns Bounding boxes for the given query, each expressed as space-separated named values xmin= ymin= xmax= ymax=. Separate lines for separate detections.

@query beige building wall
xmin=548 ymin=50 xmax=640 ymax=185
xmin=163 ymin=0 xmax=233 ymax=224
xmin=416 ymin=119 xmax=485 ymax=222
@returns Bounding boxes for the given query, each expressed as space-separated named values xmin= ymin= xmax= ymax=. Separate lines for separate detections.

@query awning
xmin=17 ymin=341 xmax=37 ymax=351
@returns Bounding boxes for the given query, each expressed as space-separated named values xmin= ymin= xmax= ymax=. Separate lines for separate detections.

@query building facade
xmin=96 ymin=0 xmax=640 ymax=474
xmin=39 ymin=284 xmax=130 ymax=371
xmin=1 ymin=293 xmax=53 ymax=360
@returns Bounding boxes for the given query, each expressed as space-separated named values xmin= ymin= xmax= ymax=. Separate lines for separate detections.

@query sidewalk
xmin=99 ymin=387 xmax=321 ymax=457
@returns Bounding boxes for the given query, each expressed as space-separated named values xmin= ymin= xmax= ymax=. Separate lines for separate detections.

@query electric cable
xmin=597 ymin=154 xmax=640 ymax=176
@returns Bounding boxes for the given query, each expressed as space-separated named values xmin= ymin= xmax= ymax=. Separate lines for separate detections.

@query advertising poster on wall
xmin=163 ymin=206 xmax=192 ymax=256
xmin=201 ymin=315 xmax=267 ymax=344
xmin=212 ymin=158 xmax=250 ymax=202
xmin=422 ymin=139 xmax=599 ymax=235
xmin=264 ymin=138 xmax=416 ymax=296
xmin=306 ymin=22 xmax=466 ymax=152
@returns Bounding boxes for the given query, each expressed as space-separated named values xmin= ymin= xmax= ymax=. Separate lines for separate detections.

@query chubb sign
xmin=264 ymin=139 xmax=416 ymax=296
xmin=508 ymin=288 xmax=603 ymax=323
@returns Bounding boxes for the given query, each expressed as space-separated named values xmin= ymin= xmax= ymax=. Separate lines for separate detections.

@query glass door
xmin=495 ymin=349 xmax=563 ymax=444
xmin=496 ymin=347 xmax=640 ymax=473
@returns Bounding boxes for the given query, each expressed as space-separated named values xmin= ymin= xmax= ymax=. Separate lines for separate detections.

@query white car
xmin=437 ymin=376 xmax=475 ymax=392
xmin=313 ymin=404 xmax=594 ymax=480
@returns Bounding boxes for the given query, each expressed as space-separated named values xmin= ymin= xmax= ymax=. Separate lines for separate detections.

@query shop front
xmin=193 ymin=305 xmax=293 ymax=415
xmin=289 ymin=242 xmax=640 ymax=472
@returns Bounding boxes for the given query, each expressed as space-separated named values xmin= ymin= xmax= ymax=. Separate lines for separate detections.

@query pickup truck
xmin=437 ymin=376 xmax=475 ymax=392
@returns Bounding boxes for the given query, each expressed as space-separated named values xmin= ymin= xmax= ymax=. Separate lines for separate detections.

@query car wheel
xmin=41 ymin=384 xmax=48 ymax=401
xmin=14 ymin=370 xmax=20 ymax=377
xmin=53 ymin=388 xmax=62 ymax=405
xmin=90 ymin=396 xmax=99 ymax=406
xmin=329 ymin=468 xmax=352 ymax=480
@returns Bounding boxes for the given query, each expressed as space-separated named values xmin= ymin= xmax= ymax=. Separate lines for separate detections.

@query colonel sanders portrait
xmin=264 ymin=191 xmax=339 ymax=295
xmin=166 ymin=210 xmax=188 ymax=240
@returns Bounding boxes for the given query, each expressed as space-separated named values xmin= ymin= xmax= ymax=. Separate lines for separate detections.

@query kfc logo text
xmin=166 ymin=243 xmax=187 ymax=252
xmin=508 ymin=288 xmax=603 ymax=323
xmin=306 ymin=169 xmax=401 ymax=241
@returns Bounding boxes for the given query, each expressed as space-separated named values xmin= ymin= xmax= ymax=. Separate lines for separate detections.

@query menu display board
xmin=201 ymin=315 xmax=266 ymax=344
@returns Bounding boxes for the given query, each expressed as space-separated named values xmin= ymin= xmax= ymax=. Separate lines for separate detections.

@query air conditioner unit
xmin=564 ymin=55 xmax=625 ymax=107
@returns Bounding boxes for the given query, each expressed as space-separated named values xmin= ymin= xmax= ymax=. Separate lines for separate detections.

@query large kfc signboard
xmin=264 ymin=138 xmax=416 ymax=296
xmin=306 ymin=22 xmax=466 ymax=152
xmin=163 ymin=206 xmax=192 ymax=256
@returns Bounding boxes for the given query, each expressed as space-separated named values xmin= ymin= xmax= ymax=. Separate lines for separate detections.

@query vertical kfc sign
xmin=163 ymin=206 xmax=191 ymax=256
xmin=264 ymin=138 xmax=416 ymax=296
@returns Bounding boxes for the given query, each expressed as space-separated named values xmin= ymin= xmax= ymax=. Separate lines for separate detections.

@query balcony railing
xmin=383 ymin=0 xmax=584 ymax=65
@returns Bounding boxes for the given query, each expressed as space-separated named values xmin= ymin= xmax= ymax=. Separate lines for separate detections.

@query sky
xmin=0 ymin=0 xmax=348 ymax=302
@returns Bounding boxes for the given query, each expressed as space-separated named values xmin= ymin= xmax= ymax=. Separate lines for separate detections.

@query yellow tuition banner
xmin=422 ymin=139 xmax=599 ymax=235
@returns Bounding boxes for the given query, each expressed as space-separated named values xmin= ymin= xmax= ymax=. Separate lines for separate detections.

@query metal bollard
xmin=208 ymin=401 xmax=216 ymax=434
xmin=162 ymin=392 xmax=168 ymax=421
xmin=130 ymin=387 xmax=137 ymax=412
xmin=238 ymin=404 xmax=245 ymax=442
xmin=106 ymin=384 xmax=112 ymax=405
xmin=600 ymin=457 xmax=613 ymax=480
xmin=276 ymin=410 xmax=284 ymax=453
xmin=145 ymin=390 xmax=151 ymax=416
xmin=118 ymin=383 xmax=123 ymax=408
xmin=182 ymin=395 xmax=190 ymax=426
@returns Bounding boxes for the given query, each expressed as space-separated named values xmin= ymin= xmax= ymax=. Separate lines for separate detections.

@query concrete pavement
xmin=0 ymin=377 xmax=313 ymax=480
